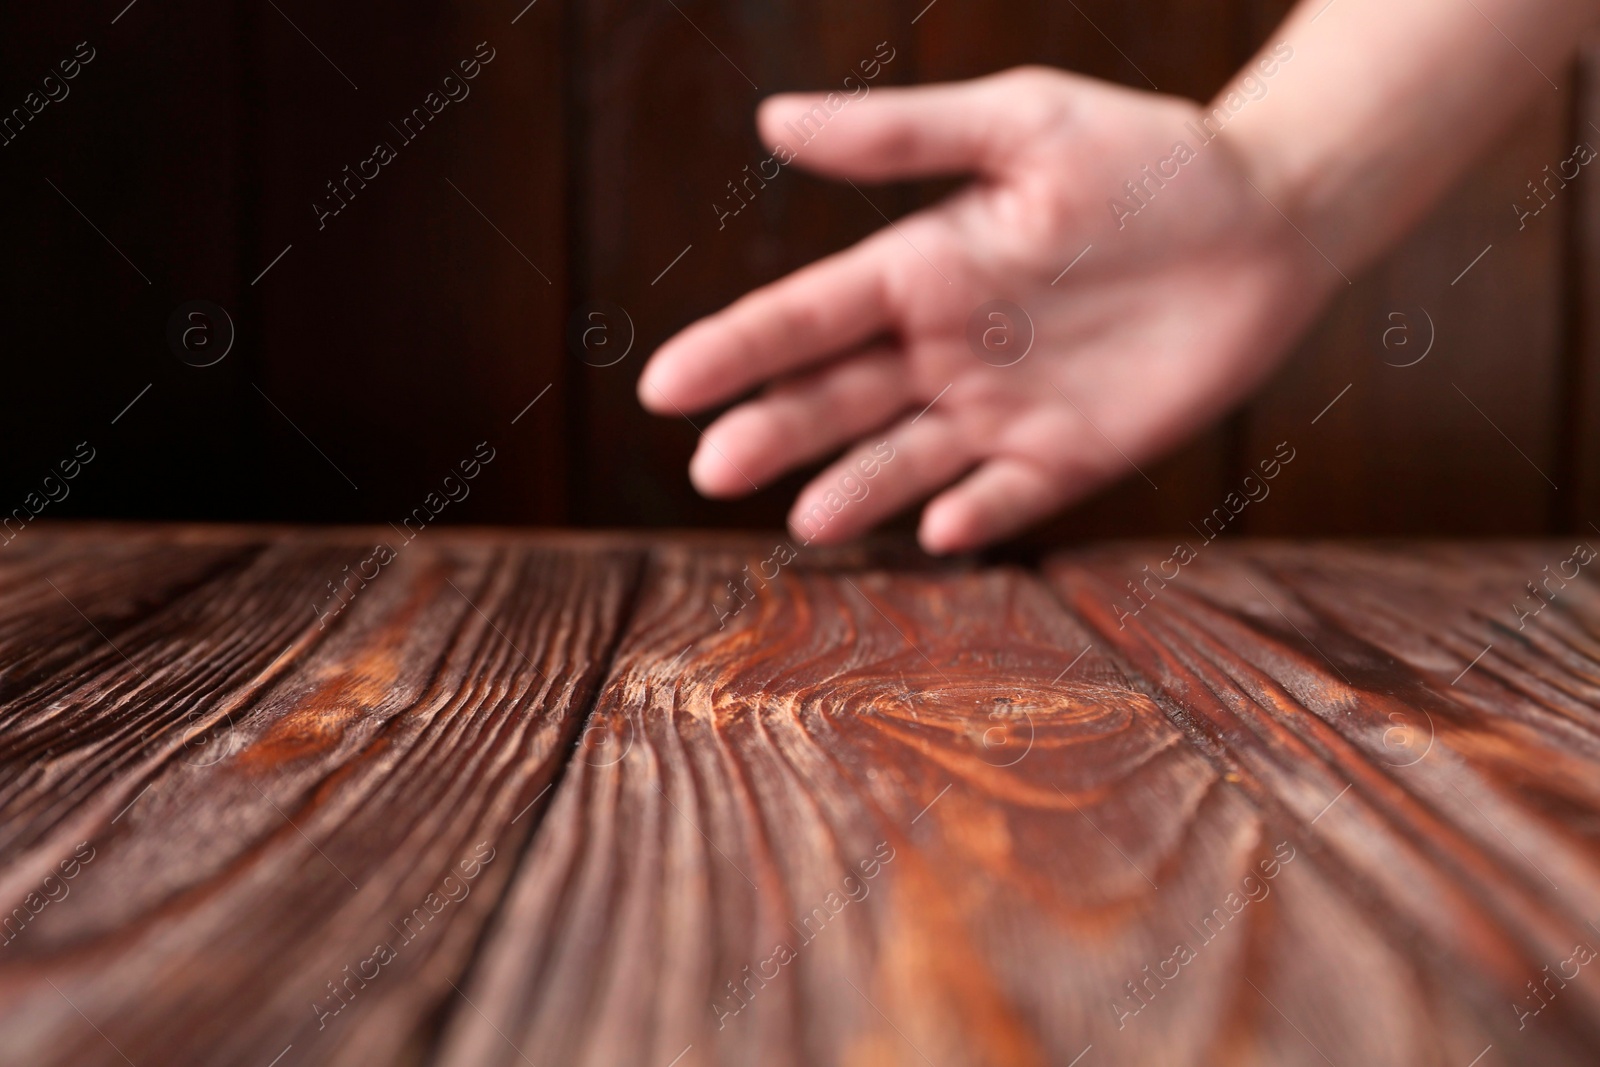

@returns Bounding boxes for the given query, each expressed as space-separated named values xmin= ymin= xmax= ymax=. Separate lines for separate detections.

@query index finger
xmin=637 ymin=230 xmax=897 ymax=414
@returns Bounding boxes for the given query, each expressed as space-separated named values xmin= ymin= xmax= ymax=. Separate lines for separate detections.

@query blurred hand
xmin=637 ymin=66 xmax=1341 ymax=553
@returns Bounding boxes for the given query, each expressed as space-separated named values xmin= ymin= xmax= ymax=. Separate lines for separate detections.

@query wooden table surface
xmin=3 ymin=526 xmax=1599 ymax=1067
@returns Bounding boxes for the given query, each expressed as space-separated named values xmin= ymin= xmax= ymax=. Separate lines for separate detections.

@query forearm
xmin=1217 ymin=0 xmax=1598 ymax=273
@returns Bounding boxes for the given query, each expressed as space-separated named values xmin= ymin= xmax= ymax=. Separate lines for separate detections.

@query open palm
xmin=638 ymin=66 xmax=1341 ymax=553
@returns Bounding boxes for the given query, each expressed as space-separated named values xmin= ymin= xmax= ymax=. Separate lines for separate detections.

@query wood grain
xmin=0 ymin=527 xmax=639 ymax=1066
xmin=434 ymin=536 xmax=1600 ymax=1066
xmin=1052 ymin=541 xmax=1600 ymax=1062
xmin=5 ymin=527 xmax=1600 ymax=1065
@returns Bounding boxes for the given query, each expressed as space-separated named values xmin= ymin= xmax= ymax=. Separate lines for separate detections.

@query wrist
xmin=1200 ymin=51 xmax=1336 ymax=253
xmin=1202 ymin=66 xmax=1375 ymax=304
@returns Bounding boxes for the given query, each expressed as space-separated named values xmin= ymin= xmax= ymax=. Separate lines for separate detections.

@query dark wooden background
xmin=0 ymin=0 xmax=1594 ymax=539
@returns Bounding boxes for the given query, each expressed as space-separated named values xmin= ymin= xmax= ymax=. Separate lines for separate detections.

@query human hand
xmin=637 ymin=66 xmax=1342 ymax=553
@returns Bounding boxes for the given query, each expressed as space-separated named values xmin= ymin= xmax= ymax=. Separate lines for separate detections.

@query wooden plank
xmin=435 ymin=539 xmax=1582 ymax=1066
xmin=7 ymin=530 xmax=1600 ymax=1064
xmin=0 ymin=1 xmax=257 ymax=520
xmin=0 ymin=526 xmax=259 ymax=721
xmin=0 ymin=529 xmax=268 ymax=871
xmin=1051 ymin=541 xmax=1600 ymax=1061
xmin=1566 ymin=36 xmax=1600 ymax=527
xmin=0 ymin=528 xmax=640 ymax=1066
xmin=571 ymin=0 xmax=913 ymax=530
xmin=1237 ymin=76 xmax=1573 ymax=535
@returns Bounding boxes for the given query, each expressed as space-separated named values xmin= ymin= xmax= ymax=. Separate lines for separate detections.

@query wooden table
xmin=3 ymin=526 xmax=1599 ymax=1066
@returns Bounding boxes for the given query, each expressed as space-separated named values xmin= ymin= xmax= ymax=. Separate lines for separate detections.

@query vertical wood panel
xmin=1238 ymin=50 xmax=1572 ymax=535
xmin=572 ymin=0 xmax=914 ymax=530
xmin=1567 ymin=39 xmax=1600 ymax=529
xmin=0 ymin=1 xmax=256 ymax=523
xmin=251 ymin=0 xmax=568 ymax=525
xmin=0 ymin=2 xmax=1594 ymax=539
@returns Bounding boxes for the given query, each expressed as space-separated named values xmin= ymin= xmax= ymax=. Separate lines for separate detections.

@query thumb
xmin=757 ymin=72 xmax=1026 ymax=182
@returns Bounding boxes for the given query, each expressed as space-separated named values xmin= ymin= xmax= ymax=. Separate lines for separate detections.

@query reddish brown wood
xmin=0 ymin=526 xmax=639 ymax=1066
xmin=1052 ymin=541 xmax=1600 ymax=1061
xmin=4 ymin=527 xmax=1600 ymax=1065
xmin=439 ymin=537 xmax=1600 ymax=1066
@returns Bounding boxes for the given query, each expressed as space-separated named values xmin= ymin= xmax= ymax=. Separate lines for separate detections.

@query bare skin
xmin=638 ymin=0 xmax=1599 ymax=553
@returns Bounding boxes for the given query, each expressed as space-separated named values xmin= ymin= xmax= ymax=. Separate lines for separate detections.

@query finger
xmin=788 ymin=415 xmax=974 ymax=547
xmin=689 ymin=347 xmax=910 ymax=497
xmin=918 ymin=457 xmax=1066 ymax=555
xmin=637 ymin=231 xmax=896 ymax=415
xmin=757 ymin=72 xmax=1027 ymax=182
